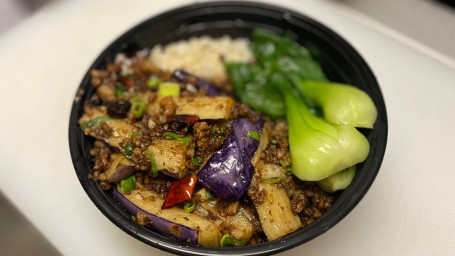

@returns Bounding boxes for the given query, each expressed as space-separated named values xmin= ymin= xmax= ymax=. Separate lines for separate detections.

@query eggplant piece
xmin=197 ymin=133 xmax=243 ymax=200
xmin=197 ymin=118 xmax=263 ymax=200
xmin=147 ymin=139 xmax=192 ymax=179
xmin=232 ymin=118 xmax=263 ymax=182
xmin=146 ymin=95 xmax=235 ymax=120
xmin=113 ymin=186 xmax=222 ymax=246
xmin=193 ymin=188 xmax=255 ymax=241
xmin=176 ymin=96 xmax=234 ymax=120
xmin=254 ymin=182 xmax=301 ymax=240
xmin=99 ymin=119 xmax=134 ymax=150
xmin=251 ymin=163 xmax=301 ymax=240
xmin=251 ymin=126 xmax=269 ymax=167
xmin=79 ymin=106 xmax=135 ymax=150
xmin=80 ymin=107 xmax=192 ymax=179
xmin=248 ymin=128 xmax=302 ymax=241
xmin=105 ymin=153 xmax=136 ymax=182
xmin=173 ymin=69 xmax=223 ymax=96
xmin=78 ymin=106 xmax=107 ymax=124
xmin=256 ymin=163 xmax=285 ymax=180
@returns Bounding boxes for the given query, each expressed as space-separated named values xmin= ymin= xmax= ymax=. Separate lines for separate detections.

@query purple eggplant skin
xmin=107 ymin=165 xmax=136 ymax=183
xmin=197 ymin=118 xmax=263 ymax=200
xmin=102 ymin=146 xmax=183 ymax=180
xmin=107 ymin=158 xmax=178 ymax=180
xmin=103 ymin=141 xmax=122 ymax=154
xmin=232 ymin=118 xmax=263 ymax=164
xmin=232 ymin=117 xmax=263 ymax=192
xmin=172 ymin=69 xmax=223 ymax=96
xmin=159 ymin=169 xmax=179 ymax=179
xmin=113 ymin=187 xmax=198 ymax=244
xmin=103 ymin=154 xmax=137 ymax=183
xmin=197 ymin=133 xmax=244 ymax=200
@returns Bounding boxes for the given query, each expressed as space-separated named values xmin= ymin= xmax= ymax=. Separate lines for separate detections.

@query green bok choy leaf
xmin=295 ymin=79 xmax=377 ymax=128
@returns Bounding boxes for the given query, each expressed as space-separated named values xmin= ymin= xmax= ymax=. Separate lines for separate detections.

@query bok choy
xmin=226 ymin=28 xmax=376 ymax=182
xmin=294 ymin=79 xmax=377 ymax=128
xmin=317 ymin=165 xmax=356 ymax=193
xmin=278 ymin=78 xmax=370 ymax=181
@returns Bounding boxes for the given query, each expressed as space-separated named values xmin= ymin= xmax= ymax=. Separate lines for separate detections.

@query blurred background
xmin=0 ymin=0 xmax=454 ymax=255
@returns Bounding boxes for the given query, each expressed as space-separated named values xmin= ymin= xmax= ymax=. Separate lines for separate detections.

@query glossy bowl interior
xmin=69 ymin=2 xmax=388 ymax=255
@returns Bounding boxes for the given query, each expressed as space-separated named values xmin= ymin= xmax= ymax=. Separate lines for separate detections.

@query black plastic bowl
xmin=69 ymin=1 xmax=388 ymax=255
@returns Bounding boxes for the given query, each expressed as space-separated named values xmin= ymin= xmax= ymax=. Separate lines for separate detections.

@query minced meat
xmin=81 ymin=50 xmax=339 ymax=247
xmin=293 ymin=183 xmax=336 ymax=228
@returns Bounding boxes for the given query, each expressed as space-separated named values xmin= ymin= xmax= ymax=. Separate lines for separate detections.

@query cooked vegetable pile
xmin=79 ymin=29 xmax=377 ymax=247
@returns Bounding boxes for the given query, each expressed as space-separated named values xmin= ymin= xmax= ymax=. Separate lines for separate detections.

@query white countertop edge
xmin=319 ymin=0 xmax=455 ymax=70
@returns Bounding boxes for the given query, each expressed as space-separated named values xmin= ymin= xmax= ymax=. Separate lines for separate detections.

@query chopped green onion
xmin=302 ymin=200 xmax=306 ymax=208
xmin=286 ymin=168 xmax=293 ymax=175
xmin=130 ymin=96 xmax=147 ymax=118
xmin=247 ymin=130 xmax=260 ymax=140
xmin=158 ymin=82 xmax=180 ymax=97
xmin=183 ymin=201 xmax=195 ymax=213
xmin=270 ymin=139 xmax=279 ymax=145
xmin=205 ymin=189 xmax=214 ymax=199
xmin=131 ymin=215 xmax=136 ymax=222
xmin=280 ymin=159 xmax=292 ymax=174
xmin=115 ymin=82 xmax=126 ymax=98
xmin=192 ymin=157 xmax=200 ymax=167
xmin=120 ymin=175 xmax=136 ymax=194
xmin=183 ymin=217 xmax=189 ymax=221
xmin=124 ymin=142 xmax=134 ymax=156
xmin=146 ymin=152 xmax=158 ymax=178
xmin=131 ymin=132 xmax=142 ymax=139
xmin=220 ymin=234 xmax=248 ymax=247
xmin=262 ymin=177 xmax=281 ymax=184
xmin=80 ymin=116 xmax=113 ymax=130
xmin=211 ymin=126 xmax=225 ymax=136
xmin=115 ymin=90 xmax=124 ymax=98
xmin=146 ymin=77 xmax=161 ymax=88
xmin=124 ymin=132 xmax=141 ymax=157
xmin=162 ymin=131 xmax=190 ymax=146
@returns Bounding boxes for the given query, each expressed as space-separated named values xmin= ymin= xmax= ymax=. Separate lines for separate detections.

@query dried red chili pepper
xmin=161 ymin=174 xmax=197 ymax=209
xmin=120 ymin=76 xmax=134 ymax=89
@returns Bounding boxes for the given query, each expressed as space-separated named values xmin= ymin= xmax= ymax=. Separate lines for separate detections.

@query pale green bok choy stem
xmin=279 ymin=80 xmax=370 ymax=181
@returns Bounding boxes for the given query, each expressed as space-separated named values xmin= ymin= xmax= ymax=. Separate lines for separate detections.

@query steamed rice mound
xmin=149 ymin=35 xmax=254 ymax=85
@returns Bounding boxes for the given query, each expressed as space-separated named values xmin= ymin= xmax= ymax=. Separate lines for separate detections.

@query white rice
xmin=149 ymin=35 xmax=254 ymax=84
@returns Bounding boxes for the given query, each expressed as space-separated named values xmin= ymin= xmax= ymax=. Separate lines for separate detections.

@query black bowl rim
xmin=69 ymin=1 xmax=388 ymax=255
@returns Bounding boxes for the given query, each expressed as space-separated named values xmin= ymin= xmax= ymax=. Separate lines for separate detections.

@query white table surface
xmin=1 ymin=0 xmax=454 ymax=255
